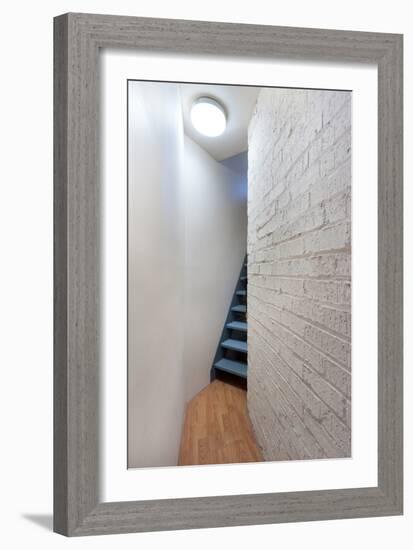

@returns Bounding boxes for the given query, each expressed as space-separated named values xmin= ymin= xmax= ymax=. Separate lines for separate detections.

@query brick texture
xmin=247 ymin=88 xmax=351 ymax=460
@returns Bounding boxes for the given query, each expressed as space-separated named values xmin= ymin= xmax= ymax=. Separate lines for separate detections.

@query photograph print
xmin=127 ymin=80 xmax=351 ymax=468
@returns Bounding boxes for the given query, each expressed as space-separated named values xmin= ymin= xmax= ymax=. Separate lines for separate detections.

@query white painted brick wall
xmin=247 ymin=88 xmax=351 ymax=460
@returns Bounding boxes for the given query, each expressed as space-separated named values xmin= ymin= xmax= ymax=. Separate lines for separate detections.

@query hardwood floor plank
xmin=178 ymin=380 xmax=263 ymax=466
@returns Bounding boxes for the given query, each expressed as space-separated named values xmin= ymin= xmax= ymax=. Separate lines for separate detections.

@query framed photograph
xmin=54 ymin=13 xmax=403 ymax=536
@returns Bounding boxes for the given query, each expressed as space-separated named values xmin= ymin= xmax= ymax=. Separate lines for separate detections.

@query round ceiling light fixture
xmin=190 ymin=97 xmax=227 ymax=137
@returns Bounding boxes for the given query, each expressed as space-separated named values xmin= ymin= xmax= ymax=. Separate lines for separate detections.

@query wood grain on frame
xmin=53 ymin=13 xmax=403 ymax=536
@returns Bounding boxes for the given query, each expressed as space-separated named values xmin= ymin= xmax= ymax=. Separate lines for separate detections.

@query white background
xmin=0 ymin=1 xmax=410 ymax=548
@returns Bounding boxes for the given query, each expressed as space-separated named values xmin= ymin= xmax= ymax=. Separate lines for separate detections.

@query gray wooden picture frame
xmin=54 ymin=12 xmax=403 ymax=536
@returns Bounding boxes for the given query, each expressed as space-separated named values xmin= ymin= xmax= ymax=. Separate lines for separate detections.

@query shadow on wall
xmin=220 ymin=151 xmax=248 ymax=203
xmin=22 ymin=514 xmax=53 ymax=531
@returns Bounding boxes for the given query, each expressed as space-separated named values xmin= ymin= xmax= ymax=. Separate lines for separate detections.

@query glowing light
xmin=190 ymin=97 xmax=227 ymax=137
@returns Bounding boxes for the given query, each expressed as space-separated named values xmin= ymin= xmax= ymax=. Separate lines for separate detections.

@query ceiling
xmin=180 ymin=83 xmax=260 ymax=161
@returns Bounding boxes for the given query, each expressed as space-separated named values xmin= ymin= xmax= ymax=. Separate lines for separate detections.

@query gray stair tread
xmin=240 ymin=276 xmax=247 ymax=281
xmin=221 ymin=339 xmax=248 ymax=353
xmin=236 ymin=290 xmax=246 ymax=296
xmin=231 ymin=304 xmax=247 ymax=313
xmin=214 ymin=358 xmax=247 ymax=379
xmin=226 ymin=321 xmax=247 ymax=332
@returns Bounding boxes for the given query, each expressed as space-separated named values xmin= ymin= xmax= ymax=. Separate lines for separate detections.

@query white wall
xmin=128 ymin=81 xmax=186 ymax=467
xmin=127 ymin=87 xmax=247 ymax=467
xmin=247 ymin=88 xmax=352 ymax=460
xmin=1 ymin=2 xmax=411 ymax=550
xmin=183 ymin=137 xmax=247 ymax=401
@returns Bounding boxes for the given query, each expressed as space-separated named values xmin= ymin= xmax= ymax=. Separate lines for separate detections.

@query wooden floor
xmin=178 ymin=379 xmax=263 ymax=466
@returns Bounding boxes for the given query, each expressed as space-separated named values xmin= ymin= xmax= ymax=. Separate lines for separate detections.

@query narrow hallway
xmin=178 ymin=378 xmax=263 ymax=466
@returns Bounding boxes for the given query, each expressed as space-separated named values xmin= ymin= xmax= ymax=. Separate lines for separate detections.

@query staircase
xmin=211 ymin=256 xmax=248 ymax=381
